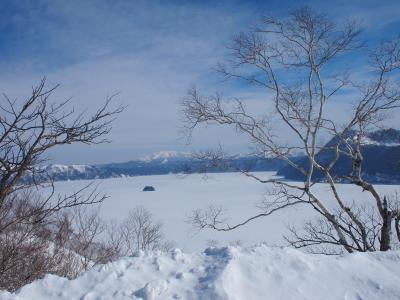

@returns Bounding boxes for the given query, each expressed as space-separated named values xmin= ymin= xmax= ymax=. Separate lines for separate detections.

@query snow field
xmin=2 ymin=244 xmax=400 ymax=300
xmin=51 ymin=172 xmax=400 ymax=251
xmin=2 ymin=172 xmax=400 ymax=299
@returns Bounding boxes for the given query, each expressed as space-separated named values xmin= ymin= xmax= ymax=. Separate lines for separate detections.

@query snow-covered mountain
xmin=363 ymin=128 xmax=400 ymax=146
xmin=278 ymin=128 xmax=400 ymax=183
xmin=24 ymin=152 xmax=284 ymax=183
xmin=23 ymin=129 xmax=400 ymax=184
xmin=138 ymin=151 xmax=192 ymax=163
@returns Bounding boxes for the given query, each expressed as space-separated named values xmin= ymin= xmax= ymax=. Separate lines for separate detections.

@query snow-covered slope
xmin=366 ymin=128 xmax=400 ymax=146
xmin=278 ymin=128 xmax=400 ymax=183
xmin=139 ymin=150 xmax=192 ymax=162
xmin=2 ymin=245 xmax=400 ymax=300
xmin=21 ymin=153 xmax=285 ymax=183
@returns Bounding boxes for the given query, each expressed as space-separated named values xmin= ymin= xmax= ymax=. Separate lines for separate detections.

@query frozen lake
xmin=53 ymin=172 xmax=400 ymax=252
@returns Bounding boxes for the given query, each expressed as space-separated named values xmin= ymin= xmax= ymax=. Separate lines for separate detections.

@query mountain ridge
xmin=24 ymin=129 xmax=400 ymax=184
xmin=27 ymin=151 xmax=284 ymax=183
xmin=277 ymin=128 xmax=400 ymax=183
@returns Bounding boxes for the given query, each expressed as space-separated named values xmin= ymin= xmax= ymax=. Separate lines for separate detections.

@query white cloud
xmin=0 ymin=0 xmax=399 ymax=164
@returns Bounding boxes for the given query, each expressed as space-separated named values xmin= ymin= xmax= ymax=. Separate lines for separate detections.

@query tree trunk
xmin=395 ymin=217 xmax=400 ymax=243
xmin=380 ymin=197 xmax=392 ymax=251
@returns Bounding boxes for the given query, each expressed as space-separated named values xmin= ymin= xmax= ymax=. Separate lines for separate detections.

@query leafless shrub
xmin=0 ymin=195 xmax=174 ymax=292
xmin=70 ymin=206 xmax=107 ymax=271
xmin=0 ymin=192 xmax=82 ymax=290
xmin=120 ymin=207 xmax=174 ymax=255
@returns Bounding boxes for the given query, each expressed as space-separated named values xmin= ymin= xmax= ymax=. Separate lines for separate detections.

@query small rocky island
xmin=142 ymin=186 xmax=155 ymax=192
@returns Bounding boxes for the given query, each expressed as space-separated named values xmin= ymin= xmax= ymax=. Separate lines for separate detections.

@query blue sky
xmin=0 ymin=0 xmax=399 ymax=164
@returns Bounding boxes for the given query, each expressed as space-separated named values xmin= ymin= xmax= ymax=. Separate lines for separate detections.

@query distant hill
xmin=24 ymin=129 xmax=400 ymax=184
xmin=26 ymin=151 xmax=286 ymax=183
xmin=277 ymin=129 xmax=400 ymax=184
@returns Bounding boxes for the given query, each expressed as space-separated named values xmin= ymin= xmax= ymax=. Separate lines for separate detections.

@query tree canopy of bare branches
xmin=0 ymin=78 xmax=123 ymax=202
xmin=0 ymin=78 xmax=124 ymax=291
xmin=182 ymin=6 xmax=400 ymax=254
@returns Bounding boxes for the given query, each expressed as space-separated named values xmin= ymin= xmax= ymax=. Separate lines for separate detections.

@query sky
xmin=0 ymin=0 xmax=399 ymax=164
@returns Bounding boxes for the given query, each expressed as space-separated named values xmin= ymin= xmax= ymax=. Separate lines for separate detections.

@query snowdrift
xmin=2 ymin=245 xmax=400 ymax=300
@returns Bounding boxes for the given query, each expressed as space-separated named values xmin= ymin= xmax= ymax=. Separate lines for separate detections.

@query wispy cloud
xmin=0 ymin=0 xmax=398 ymax=163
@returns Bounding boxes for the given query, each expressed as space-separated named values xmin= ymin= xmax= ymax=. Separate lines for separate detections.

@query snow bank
xmin=2 ymin=245 xmax=400 ymax=300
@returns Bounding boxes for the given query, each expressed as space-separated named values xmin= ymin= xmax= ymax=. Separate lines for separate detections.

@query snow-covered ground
xmin=3 ymin=172 xmax=400 ymax=299
xmin=51 ymin=172 xmax=399 ymax=252
xmin=2 ymin=244 xmax=400 ymax=300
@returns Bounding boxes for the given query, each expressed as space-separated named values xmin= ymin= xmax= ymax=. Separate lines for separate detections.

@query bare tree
xmin=69 ymin=206 xmax=107 ymax=271
xmin=120 ymin=207 xmax=173 ymax=255
xmin=182 ymin=7 xmax=400 ymax=253
xmin=0 ymin=78 xmax=124 ymax=290
xmin=0 ymin=78 xmax=124 ymax=226
xmin=52 ymin=205 xmax=125 ymax=273
xmin=66 ymin=206 xmax=173 ymax=268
